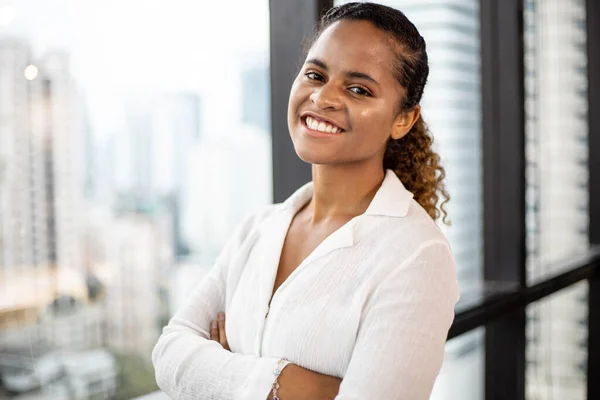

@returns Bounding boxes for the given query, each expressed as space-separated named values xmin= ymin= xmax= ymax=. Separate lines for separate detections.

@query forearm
xmin=153 ymin=324 xmax=281 ymax=400
xmin=269 ymin=363 xmax=342 ymax=400
xmin=154 ymin=326 xmax=341 ymax=400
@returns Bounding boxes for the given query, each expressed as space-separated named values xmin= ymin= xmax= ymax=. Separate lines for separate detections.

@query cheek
xmin=288 ymin=78 xmax=305 ymax=113
xmin=356 ymin=108 xmax=376 ymax=121
xmin=353 ymin=107 xmax=388 ymax=135
xmin=351 ymin=107 xmax=394 ymax=146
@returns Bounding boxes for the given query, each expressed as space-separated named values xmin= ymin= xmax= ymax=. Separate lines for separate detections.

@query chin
xmin=292 ymin=141 xmax=336 ymax=165
xmin=294 ymin=145 xmax=328 ymax=165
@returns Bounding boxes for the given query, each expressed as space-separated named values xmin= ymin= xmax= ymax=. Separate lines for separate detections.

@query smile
xmin=302 ymin=115 xmax=344 ymax=134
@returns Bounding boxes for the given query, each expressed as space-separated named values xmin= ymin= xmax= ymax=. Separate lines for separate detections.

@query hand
xmin=210 ymin=312 xmax=231 ymax=351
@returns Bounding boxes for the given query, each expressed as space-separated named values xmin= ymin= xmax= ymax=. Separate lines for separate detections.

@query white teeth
xmin=304 ymin=116 xmax=342 ymax=133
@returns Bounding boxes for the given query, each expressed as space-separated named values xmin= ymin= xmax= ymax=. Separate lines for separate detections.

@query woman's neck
xmin=305 ymin=162 xmax=385 ymax=224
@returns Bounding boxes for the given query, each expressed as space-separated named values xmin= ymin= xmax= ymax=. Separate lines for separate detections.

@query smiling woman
xmin=289 ymin=10 xmax=449 ymax=224
xmin=152 ymin=3 xmax=459 ymax=400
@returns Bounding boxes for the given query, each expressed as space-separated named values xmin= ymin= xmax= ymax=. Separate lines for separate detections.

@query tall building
xmin=110 ymin=93 xmax=201 ymax=258
xmin=524 ymin=0 xmax=589 ymax=398
xmin=0 ymin=38 xmax=40 ymax=270
xmin=81 ymin=98 xmax=97 ymax=200
xmin=42 ymin=51 xmax=85 ymax=273
xmin=0 ymin=38 xmax=84 ymax=275
xmin=112 ymin=93 xmax=200 ymax=196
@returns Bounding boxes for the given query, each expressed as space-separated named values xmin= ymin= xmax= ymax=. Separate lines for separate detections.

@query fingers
xmin=210 ymin=320 xmax=219 ymax=341
xmin=209 ymin=312 xmax=230 ymax=351
xmin=217 ymin=312 xmax=229 ymax=350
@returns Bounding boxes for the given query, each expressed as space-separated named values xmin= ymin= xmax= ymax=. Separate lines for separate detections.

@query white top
xmin=152 ymin=169 xmax=460 ymax=400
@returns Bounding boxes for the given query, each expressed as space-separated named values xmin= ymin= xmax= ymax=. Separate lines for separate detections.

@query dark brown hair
xmin=308 ymin=2 xmax=450 ymax=224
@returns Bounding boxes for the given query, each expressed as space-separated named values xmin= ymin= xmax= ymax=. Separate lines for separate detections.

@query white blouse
xmin=152 ymin=169 xmax=460 ymax=400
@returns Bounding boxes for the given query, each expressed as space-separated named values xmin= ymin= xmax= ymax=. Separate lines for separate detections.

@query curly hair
xmin=308 ymin=2 xmax=450 ymax=224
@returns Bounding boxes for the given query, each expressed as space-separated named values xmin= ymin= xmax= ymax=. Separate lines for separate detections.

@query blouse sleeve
xmin=151 ymin=211 xmax=282 ymax=400
xmin=335 ymin=241 xmax=460 ymax=400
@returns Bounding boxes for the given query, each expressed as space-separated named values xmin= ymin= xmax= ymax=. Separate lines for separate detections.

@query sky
xmin=0 ymin=0 xmax=270 ymax=90
xmin=0 ymin=0 xmax=271 ymax=137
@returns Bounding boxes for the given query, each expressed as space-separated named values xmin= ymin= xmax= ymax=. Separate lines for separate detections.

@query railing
xmin=450 ymin=248 xmax=600 ymax=339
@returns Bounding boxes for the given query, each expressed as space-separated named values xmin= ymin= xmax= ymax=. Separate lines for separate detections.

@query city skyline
xmin=0 ymin=13 xmax=274 ymax=395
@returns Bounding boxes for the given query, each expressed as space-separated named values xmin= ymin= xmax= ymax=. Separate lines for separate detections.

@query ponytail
xmin=383 ymin=115 xmax=450 ymax=224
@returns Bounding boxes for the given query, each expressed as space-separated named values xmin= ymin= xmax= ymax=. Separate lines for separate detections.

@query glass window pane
xmin=524 ymin=0 xmax=589 ymax=399
xmin=0 ymin=1 xmax=271 ymax=398
xmin=526 ymin=282 xmax=588 ymax=400
xmin=431 ymin=328 xmax=484 ymax=400
xmin=332 ymin=1 xmax=484 ymax=398
xmin=525 ymin=0 xmax=589 ymax=283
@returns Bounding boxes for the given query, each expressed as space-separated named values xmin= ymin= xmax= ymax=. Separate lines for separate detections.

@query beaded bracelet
xmin=271 ymin=358 xmax=291 ymax=400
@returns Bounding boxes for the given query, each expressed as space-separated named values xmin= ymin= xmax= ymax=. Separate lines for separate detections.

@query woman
xmin=152 ymin=3 xmax=459 ymax=399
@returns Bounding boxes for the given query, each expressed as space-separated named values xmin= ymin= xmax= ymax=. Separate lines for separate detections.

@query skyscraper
xmin=109 ymin=93 xmax=201 ymax=258
xmin=0 ymin=39 xmax=83 ymax=274
xmin=525 ymin=0 xmax=589 ymax=398
xmin=0 ymin=38 xmax=39 ymax=270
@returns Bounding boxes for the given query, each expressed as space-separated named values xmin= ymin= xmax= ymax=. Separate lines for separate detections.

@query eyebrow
xmin=306 ymin=58 xmax=381 ymax=87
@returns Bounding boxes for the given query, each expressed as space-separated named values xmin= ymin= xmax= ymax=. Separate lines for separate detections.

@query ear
xmin=391 ymin=104 xmax=421 ymax=140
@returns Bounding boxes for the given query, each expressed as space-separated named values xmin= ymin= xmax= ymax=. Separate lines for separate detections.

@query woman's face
xmin=287 ymin=19 xmax=413 ymax=166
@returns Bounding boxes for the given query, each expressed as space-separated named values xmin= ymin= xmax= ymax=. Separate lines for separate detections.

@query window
xmin=0 ymin=1 xmax=271 ymax=398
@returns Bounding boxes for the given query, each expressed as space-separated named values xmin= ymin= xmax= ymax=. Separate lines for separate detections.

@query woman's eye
xmin=349 ymin=86 xmax=371 ymax=96
xmin=305 ymin=72 xmax=324 ymax=81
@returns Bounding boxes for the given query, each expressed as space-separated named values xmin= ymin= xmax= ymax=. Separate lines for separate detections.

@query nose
xmin=309 ymin=83 xmax=343 ymax=110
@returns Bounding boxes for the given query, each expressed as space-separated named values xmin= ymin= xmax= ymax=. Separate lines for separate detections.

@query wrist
xmin=270 ymin=358 xmax=292 ymax=400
